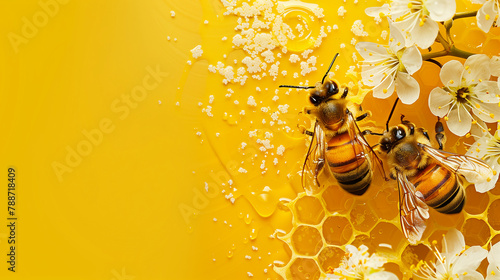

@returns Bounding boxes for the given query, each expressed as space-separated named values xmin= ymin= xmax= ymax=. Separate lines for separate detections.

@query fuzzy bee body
xmin=379 ymin=118 xmax=493 ymax=243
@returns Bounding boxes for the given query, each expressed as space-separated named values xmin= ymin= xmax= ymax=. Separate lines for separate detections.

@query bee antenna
xmin=386 ymin=97 xmax=399 ymax=131
xmin=279 ymin=85 xmax=316 ymax=89
xmin=321 ymin=53 xmax=339 ymax=84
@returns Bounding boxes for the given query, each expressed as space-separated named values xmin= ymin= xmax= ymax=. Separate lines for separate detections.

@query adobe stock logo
xmin=51 ymin=65 xmax=169 ymax=182
xmin=8 ymin=0 xmax=71 ymax=54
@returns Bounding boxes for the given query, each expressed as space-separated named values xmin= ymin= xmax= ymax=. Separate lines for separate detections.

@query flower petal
xmin=489 ymin=243 xmax=500 ymax=271
xmin=401 ymin=45 xmax=422 ymax=75
xmin=463 ymin=54 xmax=491 ymax=85
xmin=366 ymin=271 xmax=399 ymax=280
xmin=475 ymin=171 xmax=499 ymax=193
xmin=395 ymin=72 xmax=419 ymax=104
xmin=441 ymin=60 xmax=464 ymax=88
xmin=477 ymin=0 xmax=497 ymax=33
xmin=373 ymin=72 xmax=396 ymax=99
xmin=461 ymin=270 xmax=488 ymax=280
xmin=441 ymin=228 xmax=466 ymax=261
xmin=365 ymin=4 xmax=389 ymax=18
xmin=447 ymin=104 xmax=472 ymax=136
xmin=356 ymin=42 xmax=390 ymax=60
xmin=427 ymin=0 xmax=456 ymax=21
xmin=388 ymin=20 xmax=405 ymax=52
xmin=472 ymin=101 xmax=500 ymax=123
xmin=473 ymin=81 xmax=500 ymax=103
xmin=454 ymin=246 xmax=488 ymax=275
xmin=486 ymin=263 xmax=500 ymax=280
xmin=411 ymin=18 xmax=439 ymax=49
xmin=429 ymin=87 xmax=453 ymax=117
xmin=491 ymin=56 xmax=500 ymax=77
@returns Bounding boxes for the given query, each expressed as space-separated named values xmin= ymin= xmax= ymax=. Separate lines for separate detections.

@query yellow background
xmin=1 ymin=0 xmax=499 ymax=279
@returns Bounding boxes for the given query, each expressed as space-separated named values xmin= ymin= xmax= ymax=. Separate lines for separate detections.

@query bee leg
xmin=361 ymin=129 xmax=383 ymax=136
xmin=297 ymin=125 xmax=314 ymax=136
xmin=435 ymin=117 xmax=446 ymax=150
xmin=356 ymin=112 xmax=372 ymax=122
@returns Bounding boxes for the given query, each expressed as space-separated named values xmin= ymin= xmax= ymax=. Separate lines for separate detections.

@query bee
xmin=280 ymin=54 xmax=384 ymax=195
xmin=378 ymin=115 xmax=493 ymax=244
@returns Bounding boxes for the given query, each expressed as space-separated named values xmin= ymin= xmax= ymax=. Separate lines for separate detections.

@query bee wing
xmin=345 ymin=110 xmax=387 ymax=180
xmin=417 ymin=143 xmax=494 ymax=185
xmin=302 ymin=120 xmax=327 ymax=194
xmin=397 ymin=171 xmax=429 ymax=244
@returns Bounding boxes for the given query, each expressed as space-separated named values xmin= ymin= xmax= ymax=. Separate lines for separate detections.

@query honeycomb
xmin=273 ymin=175 xmax=500 ymax=279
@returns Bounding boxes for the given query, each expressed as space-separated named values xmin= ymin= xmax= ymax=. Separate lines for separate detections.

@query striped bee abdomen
xmin=325 ymin=132 xmax=372 ymax=195
xmin=412 ymin=163 xmax=465 ymax=214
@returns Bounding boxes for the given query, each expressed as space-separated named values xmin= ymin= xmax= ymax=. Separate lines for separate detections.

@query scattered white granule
xmin=264 ymin=269 xmax=268 ymax=273
xmin=289 ymin=54 xmax=300 ymax=63
xmin=293 ymin=72 xmax=299 ymax=78
xmin=333 ymin=24 xmax=339 ymax=30
xmin=241 ymin=142 xmax=247 ymax=149
xmin=222 ymin=36 xmax=227 ymax=41
xmin=313 ymin=7 xmax=324 ymax=18
xmin=277 ymin=145 xmax=285 ymax=156
xmin=213 ymin=218 xmax=217 ymax=222
xmin=208 ymin=65 xmax=216 ymax=73
xmin=247 ymin=96 xmax=257 ymax=107
xmin=216 ymin=132 xmax=220 ymax=137
xmin=170 ymin=10 xmax=176 ymax=17
xmin=187 ymin=60 xmax=192 ymax=65
xmin=302 ymin=49 xmax=313 ymax=59
xmin=281 ymin=70 xmax=287 ymax=76
xmin=209 ymin=95 xmax=214 ymax=104
xmin=252 ymin=246 xmax=259 ymax=251
xmin=242 ymin=56 xmax=263 ymax=73
xmin=245 ymin=255 xmax=252 ymax=260
xmin=265 ymin=131 xmax=273 ymax=138
xmin=247 ymin=272 xmax=253 ymax=277
xmin=198 ymin=102 xmax=203 ymax=106
xmin=238 ymin=167 xmax=248 ymax=173
xmin=234 ymin=100 xmax=239 ymax=105
xmin=338 ymin=6 xmax=346 ymax=16
xmin=351 ymin=38 xmax=357 ymax=45
xmin=248 ymin=130 xmax=258 ymax=137
xmin=351 ymin=20 xmax=368 ymax=36
xmin=263 ymin=186 xmax=271 ymax=192
xmin=239 ymin=110 xmax=245 ymax=115
xmin=278 ymin=104 xmax=289 ymax=113
xmin=167 ymin=36 xmax=171 ymax=40
xmin=191 ymin=45 xmax=203 ymax=58
xmin=272 ymin=95 xmax=279 ymax=101
xmin=340 ymin=43 xmax=346 ymax=48
xmin=260 ymin=160 xmax=266 ymax=169
xmin=204 ymin=20 xmax=209 ymax=24
xmin=176 ymin=102 xmax=180 ymax=106
xmin=261 ymin=50 xmax=275 ymax=63
xmin=256 ymin=87 xmax=261 ymax=92
xmin=273 ymin=158 xmax=278 ymax=165
xmin=381 ymin=30 xmax=388 ymax=40
xmin=196 ymin=132 xmax=202 ymax=136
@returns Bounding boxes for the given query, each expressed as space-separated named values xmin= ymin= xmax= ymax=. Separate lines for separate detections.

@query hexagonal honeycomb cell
xmin=317 ymin=246 xmax=344 ymax=273
xmin=322 ymin=185 xmax=354 ymax=215
xmin=322 ymin=216 xmax=352 ymax=246
xmin=349 ymin=200 xmax=378 ymax=232
xmin=289 ymin=258 xmax=321 ymax=280
xmin=462 ymin=218 xmax=491 ymax=247
xmin=291 ymin=225 xmax=323 ymax=256
xmin=294 ymin=196 xmax=325 ymax=225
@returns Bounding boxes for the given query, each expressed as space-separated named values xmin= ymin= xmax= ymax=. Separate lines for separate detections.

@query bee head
xmin=379 ymin=126 xmax=408 ymax=153
xmin=308 ymin=80 xmax=340 ymax=106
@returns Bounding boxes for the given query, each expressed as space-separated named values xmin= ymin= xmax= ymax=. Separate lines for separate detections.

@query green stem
xmin=449 ymin=46 xmax=476 ymax=59
xmin=453 ymin=10 xmax=478 ymax=20
xmin=436 ymin=32 xmax=450 ymax=51
xmin=421 ymin=46 xmax=477 ymax=62
xmin=422 ymin=50 xmax=449 ymax=61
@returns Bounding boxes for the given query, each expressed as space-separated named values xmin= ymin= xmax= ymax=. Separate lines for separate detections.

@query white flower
xmin=486 ymin=242 xmax=500 ymax=280
xmin=366 ymin=0 xmax=456 ymax=49
xmin=325 ymin=245 xmax=398 ymax=280
xmin=428 ymin=54 xmax=500 ymax=136
xmin=414 ymin=229 xmax=488 ymax=280
xmin=473 ymin=0 xmax=499 ymax=33
xmin=356 ymin=21 xmax=422 ymax=105
xmin=490 ymin=56 xmax=500 ymax=90
xmin=467 ymin=129 xmax=500 ymax=192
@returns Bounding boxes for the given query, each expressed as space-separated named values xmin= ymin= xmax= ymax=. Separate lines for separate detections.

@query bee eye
xmin=380 ymin=138 xmax=391 ymax=152
xmin=326 ymin=81 xmax=339 ymax=95
xmin=309 ymin=95 xmax=322 ymax=106
xmin=395 ymin=128 xmax=406 ymax=140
